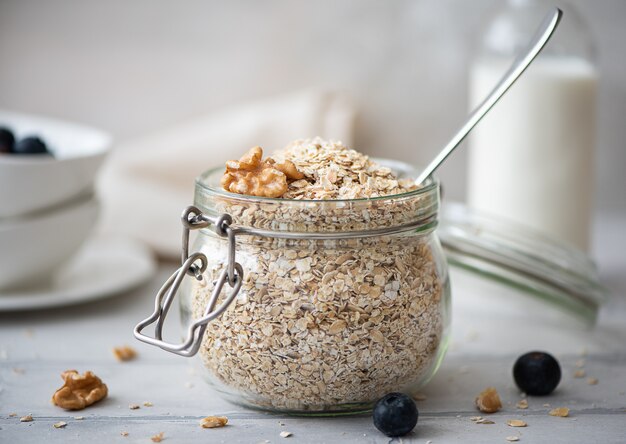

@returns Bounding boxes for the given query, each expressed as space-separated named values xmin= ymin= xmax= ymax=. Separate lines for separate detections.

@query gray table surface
xmin=1 ymin=211 xmax=625 ymax=443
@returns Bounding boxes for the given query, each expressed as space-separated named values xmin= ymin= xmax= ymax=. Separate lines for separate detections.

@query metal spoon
xmin=415 ymin=7 xmax=563 ymax=185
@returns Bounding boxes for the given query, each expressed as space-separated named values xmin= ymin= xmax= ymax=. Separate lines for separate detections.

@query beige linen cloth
xmin=97 ymin=90 xmax=355 ymax=258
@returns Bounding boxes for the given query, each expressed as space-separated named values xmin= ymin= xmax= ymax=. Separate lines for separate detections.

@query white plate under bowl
xmin=0 ymin=192 xmax=99 ymax=290
xmin=0 ymin=235 xmax=156 ymax=311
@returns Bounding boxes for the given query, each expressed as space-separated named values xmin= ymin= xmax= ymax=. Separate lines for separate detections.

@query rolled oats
xmin=587 ymin=377 xmax=598 ymax=385
xmin=191 ymin=138 xmax=445 ymax=411
xmin=516 ymin=399 xmax=529 ymax=409
xmin=549 ymin=407 xmax=570 ymax=417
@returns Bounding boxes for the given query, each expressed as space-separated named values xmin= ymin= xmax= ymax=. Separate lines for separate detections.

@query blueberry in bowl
xmin=13 ymin=135 xmax=50 ymax=155
xmin=0 ymin=127 xmax=15 ymax=153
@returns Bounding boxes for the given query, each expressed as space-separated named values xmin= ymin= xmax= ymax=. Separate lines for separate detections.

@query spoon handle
xmin=415 ymin=7 xmax=563 ymax=185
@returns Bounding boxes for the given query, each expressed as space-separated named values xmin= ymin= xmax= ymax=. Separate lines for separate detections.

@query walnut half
xmin=475 ymin=387 xmax=502 ymax=413
xmin=51 ymin=370 xmax=108 ymax=410
xmin=221 ymin=146 xmax=304 ymax=198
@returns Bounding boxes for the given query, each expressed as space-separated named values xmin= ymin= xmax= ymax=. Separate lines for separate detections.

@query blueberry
xmin=513 ymin=351 xmax=561 ymax=396
xmin=373 ymin=392 xmax=418 ymax=437
xmin=13 ymin=136 xmax=49 ymax=155
xmin=0 ymin=127 xmax=15 ymax=153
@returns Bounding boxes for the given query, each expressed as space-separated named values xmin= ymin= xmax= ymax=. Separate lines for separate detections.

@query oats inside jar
xmin=185 ymin=137 xmax=449 ymax=412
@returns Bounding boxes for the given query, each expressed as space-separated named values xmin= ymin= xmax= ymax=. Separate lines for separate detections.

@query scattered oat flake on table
xmin=470 ymin=416 xmax=483 ymax=421
xmin=129 ymin=404 xmax=140 ymax=410
xmin=74 ymin=416 xmax=84 ymax=420
xmin=112 ymin=345 xmax=137 ymax=362
xmin=507 ymin=420 xmax=527 ymax=427
xmin=587 ymin=377 xmax=598 ymax=385
xmin=280 ymin=431 xmax=293 ymax=438
xmin=53 ymin=421 xmax=67 ymax=428
xmin=476 ymin=418 xmax=495 ymax=424
xmin=20 ymin=415 xmax=33 ymax=422
xmin=573 ymin=369 xmax=586 ymax=378
xmin=516 ymin=399 xmax=529 ymax=409
xmin=121 ymin=431 xmax=129 ymax=437
xmin=506 ymin=436 xmax=520 ymax=442
xmin=475 ymin=387 xmax=502 ymax=413
xmin=151 ymin=432 xmax=165 ymax=442
xmin=9 ymin=413 xmax=17 ymax=417
xmin=200 ymin=416 xmax=228 ymax=428
xmin=549 ymin=407 xmax=570 ymax=417
xmin=143 ymin=401 xmax=153 ymax=407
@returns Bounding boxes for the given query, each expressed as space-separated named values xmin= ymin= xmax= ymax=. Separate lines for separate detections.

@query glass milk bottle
xmin=467 ymin=0 xmax=597 ymax=251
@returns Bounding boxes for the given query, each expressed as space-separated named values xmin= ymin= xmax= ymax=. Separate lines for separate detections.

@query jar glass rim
xmin=194 ymin=159 xmax=440 ymax=235
xmin=194 ymin=159 xmax=439 ymax=206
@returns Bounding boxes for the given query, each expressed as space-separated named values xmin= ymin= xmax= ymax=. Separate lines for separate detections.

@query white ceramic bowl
xmin=0 ymin=110 xmax=111 ymax=218
xmin=0 ymin=193 xmax=99 ymax=291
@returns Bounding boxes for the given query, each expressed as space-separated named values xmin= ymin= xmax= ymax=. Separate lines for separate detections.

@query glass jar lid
xmin=438 ymin=202 xmax=607 ymax=326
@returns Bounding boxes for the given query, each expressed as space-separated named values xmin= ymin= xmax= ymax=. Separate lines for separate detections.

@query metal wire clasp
xmin=133 ymin=205 xmax=243 ymax=357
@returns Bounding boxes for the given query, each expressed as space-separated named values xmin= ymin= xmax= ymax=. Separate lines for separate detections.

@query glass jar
xmin=136 ymin=160 xmax=450 ymax=414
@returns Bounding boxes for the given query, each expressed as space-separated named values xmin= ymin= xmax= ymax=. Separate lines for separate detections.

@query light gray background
xmin=1 ymin=0 xmax=624 ymax=216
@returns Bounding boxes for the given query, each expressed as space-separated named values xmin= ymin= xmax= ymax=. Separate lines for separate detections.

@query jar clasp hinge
xmin=133 ymin=205 xmax=243 ymax=357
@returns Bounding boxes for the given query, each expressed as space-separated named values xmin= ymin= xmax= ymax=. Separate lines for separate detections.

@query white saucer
xmin=0 ymin=235 xmax=156 ymax=311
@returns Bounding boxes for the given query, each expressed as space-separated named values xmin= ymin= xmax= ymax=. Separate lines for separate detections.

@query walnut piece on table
xmin=51 ymin=370 xmax=108 ymax=410
xmin=151 ymin=432 xmax=165 ymax=442
xmin=199 ymin=416 xmax=228 ymax=428
xmin=112 ymin=345 xmax=137 ymax=362
xmin=475 ymin=387 xmax=502 ymax=413
xmin=221 ymin=146 xmax=303 ymax=198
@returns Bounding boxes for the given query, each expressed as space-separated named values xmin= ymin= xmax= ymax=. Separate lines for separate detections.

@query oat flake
xmin=549 ymin=407 xmax=570 ymax=417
